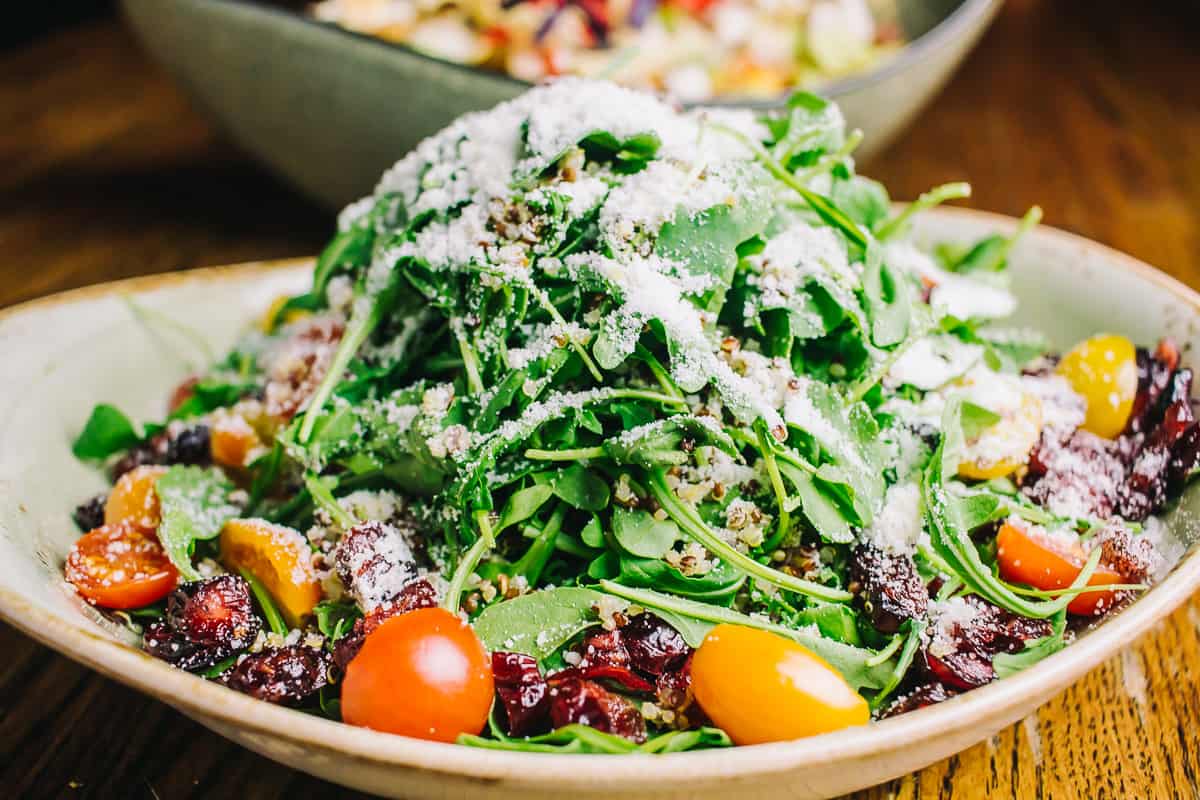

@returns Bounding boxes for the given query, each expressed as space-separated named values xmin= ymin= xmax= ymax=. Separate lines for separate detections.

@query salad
xmin=64 ymin=80 xmax=1195 ymax=753
xmin=309 ymin=0 xmax=902 ymax=101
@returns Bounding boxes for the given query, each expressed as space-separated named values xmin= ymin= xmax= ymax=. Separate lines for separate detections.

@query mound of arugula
xmin=74 ymin=80 xmax=1083 ymax=752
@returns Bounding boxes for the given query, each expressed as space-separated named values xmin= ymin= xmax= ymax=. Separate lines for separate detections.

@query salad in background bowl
xmin=52 ymin=81 xmax=1196 ymax=757
xmin=121 ymin=0 xmax=1002 ymax=208
xmin=310 ymin=0 xmax=904 ymax=102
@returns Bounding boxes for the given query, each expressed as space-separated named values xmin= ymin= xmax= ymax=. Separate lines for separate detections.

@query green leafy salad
xmin=65 ymin=79 xmax=1186 ymax=753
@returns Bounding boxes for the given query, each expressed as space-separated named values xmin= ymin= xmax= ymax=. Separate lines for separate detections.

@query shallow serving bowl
xmin=1 ymin=207 xmax=1198 ymax=799
xmin=120 ymin=0 xmax=1000 ymax=208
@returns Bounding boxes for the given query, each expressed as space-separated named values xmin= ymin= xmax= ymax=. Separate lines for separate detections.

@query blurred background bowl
xmin=121 ymin=0 xmax=1001 ymax=208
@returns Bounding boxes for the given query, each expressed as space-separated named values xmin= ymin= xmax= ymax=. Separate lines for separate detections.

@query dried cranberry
xmin=331 ymin=627 xmax=365 ymax=674
xmin=654 ymin=655 xmax=706 ymax=727
xmin=1023 ymin=430 xmax=1124 ymax=518
xmin=334 ymin=521 xmax=419 ymax=612
xmin=108 ymin=440 xmax=165 ymax=481
xmin=166 ymin=575 xmax=260 ymax=650
xmin=925 ymin=650 xmax=995 ymax=690
xmin=493 ymin=652 xmax=551 ymax=736
xmin=165 ymin=424 xmax=211 ymax=465
xmin=577 ymin=628 xmax=631 ymax=670
xmin=1128 ymin=346 xmax=1174 ymax=435
xmin=619 ymin=613 xmax=690 ymax=676
xmin=550 ymin=665 xmax=655 ymax=694
xmin=1093 ymin=524 xmax=1155 ymax=583
xmin=879 ymin=682 xmax=957 ymax=718
xmin=331 ymin=579 xmax=437 ymax=671
xmin=923 ymin=597 xmax=1051 ymax=691
xmin=72 ymin=494 xmax=107 ymax=532
xmin=145 ymin=576 xmax=260 ymax=672
xmin=547 ymin=677 xmax=646 ymax=743
xmin=222 ymin=645 xmax=332 ymax=705
xmin=850 ymin=545 xmax=928 ymax=634
xmin=1117 ymin=369 xmax=1196 ymax=520
xmin=1169 ymin=423 xmax=1200 ymax=491
xmin=144 ymin=620 xmax=233 ymax=672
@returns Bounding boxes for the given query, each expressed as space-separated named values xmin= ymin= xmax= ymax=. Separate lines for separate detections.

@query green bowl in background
xmin=122 ymin=0 xmax=1001 ymax=208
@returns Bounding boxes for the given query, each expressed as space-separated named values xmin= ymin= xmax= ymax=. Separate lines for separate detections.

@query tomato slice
xmin=995 ymin=521 xmax=1125 ymax=616
xmin=65 ymin=523 xmax=179 ymax=609
xmin=105 ymin=465 xmax=167 ymax=531
xmin=691 ymin=624 xmax=868 ymax=745
xmin=341 ymin=607 xmax=494 ymax=742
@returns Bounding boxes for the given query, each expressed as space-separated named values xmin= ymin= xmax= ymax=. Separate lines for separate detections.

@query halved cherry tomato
xmin=105 ymin=465 xmax=168 ymax=530
xmin=65 ymin=523 xmax=179 ymax=609
xmin=958 ymin=388 xmax=1043 ymax=481
xmin=210 ymin=410 xmax=263 ymax=469
xmin=996 ymin=521 xmax=1125 ymax=616
xmin=168 ymin=376 xmax=200 ymax=414
xmin=342 ymin=607 xmax=494 ymax=742
xmin=259 ymin=293 xmax=311 ymax=333
xmin=219 ymin=518 xmax=322 ymax=627
xmin=691 ymin=624 xmax=868 ymax=745
xmin=1056 ymin=334 xmax=1138 ymax=439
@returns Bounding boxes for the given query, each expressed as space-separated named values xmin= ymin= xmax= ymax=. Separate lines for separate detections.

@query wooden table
xmin=2 ymin=0 xmax=1198 ymax=797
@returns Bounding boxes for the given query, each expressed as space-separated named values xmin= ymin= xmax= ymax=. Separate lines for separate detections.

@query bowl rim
xmin=219 ymin=0 xmax=1003 ymax=108
xmin=1 ymin=205 xmax=1198 ymax=787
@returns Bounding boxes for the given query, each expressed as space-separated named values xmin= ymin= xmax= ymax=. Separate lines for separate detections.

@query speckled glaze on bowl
xmin=1 ymin=208 xmax=1197 ymax=799
xmin=119 ymin=0 xmax=1001 ymax=208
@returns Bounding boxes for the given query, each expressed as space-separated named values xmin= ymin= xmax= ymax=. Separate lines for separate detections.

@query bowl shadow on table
xmin=120 ymin=0 xmax=1000 ymax=209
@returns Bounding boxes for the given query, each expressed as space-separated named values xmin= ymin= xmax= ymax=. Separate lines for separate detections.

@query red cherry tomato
xmin=65 ymin=523 xmax=179 ymax=609
xmin=341 ymin=607 xmax=494 ymax=742
xmin=996 ymin=521 xmax=1125 ymax=616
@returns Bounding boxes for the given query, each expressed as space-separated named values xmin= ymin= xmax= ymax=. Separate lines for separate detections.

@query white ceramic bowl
xmin=1 ymin=208 xmax=1197 ymax=799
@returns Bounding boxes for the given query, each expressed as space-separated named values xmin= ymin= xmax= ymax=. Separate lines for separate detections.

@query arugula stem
xmin=525 ymin=446 xmax=606 ymax=461
xmin=443 ymin=533 xmax=491 ymax=613
xmin=453 ymin=320 xmax=485 ymax=395
xmin=865 ymin=630 xmax=904 ymax=667
xmin=869 ymin=620 xmax=925 ymax=710
xmin=303 ymin=474 xmax=356 ymax=529
xmin=526 ymin=281 xmax=604 ymax=382
xmin=794 ymin=128 xmax=864 ymax=181
xmin=298 ymin=298 xmax=382 ymax=443
xmin=1008 ymin=581 xmax=1147 ymax=598
xmin=647 ymin=469 xmax=852 ymax=602
xmin=512 ymin=503 xmax=565 ymax=585
xmin=634 ymin=344 xmax=684 ymax=400
xmin=710 ymin=122 xmax=868 ymax=250
xmin=875 ymin=182 xmax=972 ymax=241
xmin=756 ymin=425 xmax=792 ymax=551
xmin=845 ymin=319 xmax=934 ymax=404
xmin=239 ymin=568 xmax=288 ymax=635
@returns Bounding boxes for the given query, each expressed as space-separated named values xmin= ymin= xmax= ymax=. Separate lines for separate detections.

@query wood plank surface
xmin=1 ymin=0 xmax=1198 ymax=797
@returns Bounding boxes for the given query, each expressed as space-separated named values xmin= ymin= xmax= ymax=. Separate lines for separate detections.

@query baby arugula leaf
xmin=472 ymin=586 xmax=606 ymax=660
xmin=154 ymin=466 xmax=240 ymax=580
xmin=72 ymin=404 xmax=141 ymax=460
xmin=551 ymin=464 xmax=610 ymax=511
xmin=611 ymin=507 xmax=680 ymax=559
xmin=862 ymin=242 xmax=912 ymax=348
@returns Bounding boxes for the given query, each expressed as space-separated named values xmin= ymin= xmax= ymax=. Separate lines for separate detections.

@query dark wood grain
xmin=2 ymin=1 xmax=1199 ymax=798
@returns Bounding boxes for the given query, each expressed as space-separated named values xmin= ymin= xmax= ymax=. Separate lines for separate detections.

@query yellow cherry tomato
xmin=957 ymin=390 xmax=1044 ymax=480
xmin=1056 ymin=334 xmax=1137 ymax=439
xmin=691 ymin=624 xmax=869 ymax=745
xmin=259 ymin=294 xmax=310 ymax=333
xmin=220 ymin=518 xmax=322 ymax=627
